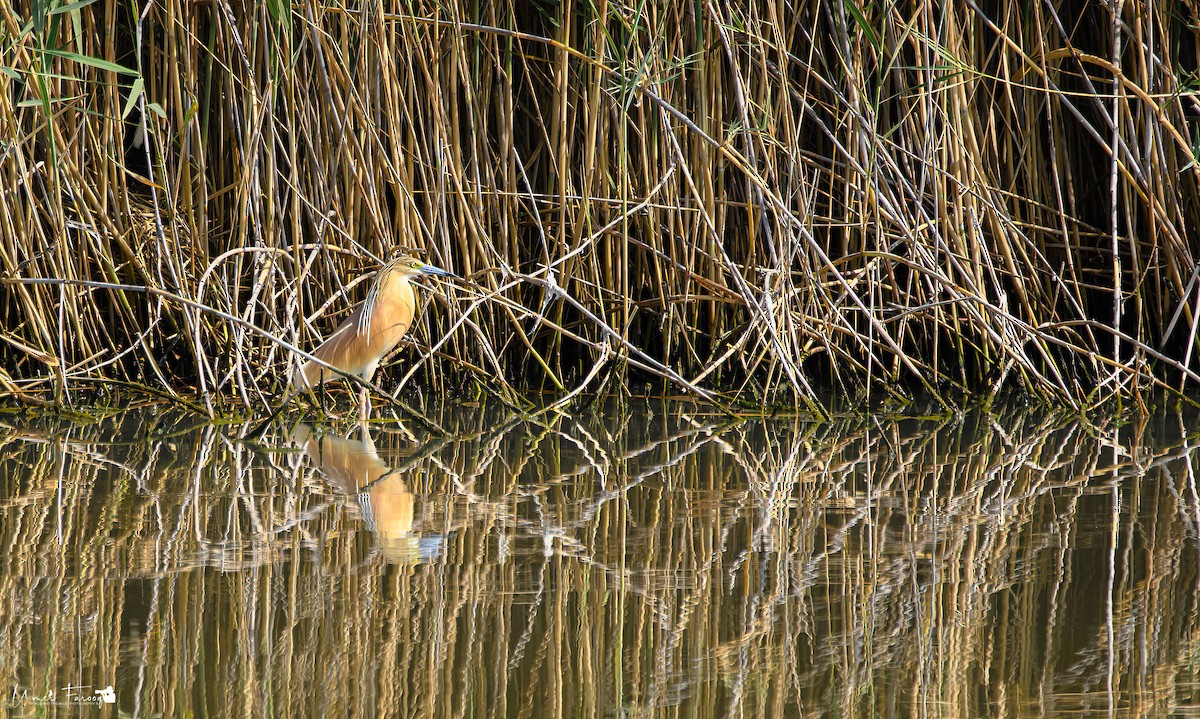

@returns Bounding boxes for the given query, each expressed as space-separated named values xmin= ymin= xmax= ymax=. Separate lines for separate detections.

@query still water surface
xmin=2 ymin=400 xmax=1199 ymax=717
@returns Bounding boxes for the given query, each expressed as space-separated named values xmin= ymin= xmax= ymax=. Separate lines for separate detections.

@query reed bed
xmin=1 ymin=403 xmax=1199 ymax=716
xmin=3 ymin=1 xmax=1200 ymax=411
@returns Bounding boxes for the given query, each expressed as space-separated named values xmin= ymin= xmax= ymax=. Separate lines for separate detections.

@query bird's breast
xmin=361 ymin=277 xmax=416 ymax=357
xmin=291 ymin=273 xmax=420 ymax=389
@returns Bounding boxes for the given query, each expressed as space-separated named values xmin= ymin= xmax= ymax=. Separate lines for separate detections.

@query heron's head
xmin=388 ymin=253 xmax=456 ymax=279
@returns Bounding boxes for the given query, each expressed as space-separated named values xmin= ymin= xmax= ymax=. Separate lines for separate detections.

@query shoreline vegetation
xmin=3 ymin=1 xmax=1200 ymax=416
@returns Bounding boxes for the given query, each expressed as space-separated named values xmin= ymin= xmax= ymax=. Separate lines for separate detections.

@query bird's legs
xmin=359 ymin=365 xmax=379 ymax=420
xmin=318 ymin=381 xmax=333 ymax=421
xmin=358 ymin=387 xmax=371 ymax=419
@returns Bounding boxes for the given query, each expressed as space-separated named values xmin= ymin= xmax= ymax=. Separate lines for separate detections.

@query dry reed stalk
xmin=2 ymin=1 xmax=1199 ymax=412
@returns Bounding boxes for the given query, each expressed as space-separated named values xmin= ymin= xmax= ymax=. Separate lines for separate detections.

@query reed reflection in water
xmin=1 ymin=402 xmax=1199 ymax=717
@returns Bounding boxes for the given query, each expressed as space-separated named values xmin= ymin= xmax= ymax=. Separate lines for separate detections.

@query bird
xmin=243 ymin=252 xmax=455 ymax=439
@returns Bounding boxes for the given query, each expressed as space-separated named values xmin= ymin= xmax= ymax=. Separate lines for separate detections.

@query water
xmin=2 ymin=400 xmax=1199 ymax=717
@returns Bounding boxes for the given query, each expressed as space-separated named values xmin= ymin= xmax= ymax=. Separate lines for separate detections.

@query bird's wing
xmin=293 ymin=308 xmax=366 ymax=389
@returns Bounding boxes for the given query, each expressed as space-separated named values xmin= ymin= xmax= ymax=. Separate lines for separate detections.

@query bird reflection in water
xmin=291 ymin=423 xmax=444 ymax=564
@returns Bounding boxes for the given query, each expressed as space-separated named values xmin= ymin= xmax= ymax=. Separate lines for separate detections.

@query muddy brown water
xmin=2 ymin=400 xmax=1199 ymax=717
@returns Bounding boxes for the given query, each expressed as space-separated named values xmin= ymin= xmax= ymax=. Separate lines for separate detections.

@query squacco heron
xmin=243 ymin=253 xmax=455 ymax=439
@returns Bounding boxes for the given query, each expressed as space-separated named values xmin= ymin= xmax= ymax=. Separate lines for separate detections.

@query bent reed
xmin=3 ymin=1 xmax=1200 ymax=413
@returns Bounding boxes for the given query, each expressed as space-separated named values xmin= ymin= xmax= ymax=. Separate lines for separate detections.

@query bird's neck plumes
xmin=358 ymin=261 xmax=409 ymax=340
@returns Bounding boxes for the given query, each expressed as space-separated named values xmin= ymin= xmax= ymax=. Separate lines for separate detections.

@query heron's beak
xmin=418 ymin=263 xmax=457 ymax=278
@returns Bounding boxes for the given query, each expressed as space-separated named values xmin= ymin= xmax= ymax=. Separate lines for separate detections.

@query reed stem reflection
xmin=0 ymin=404 xmax=1198 ymax=717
